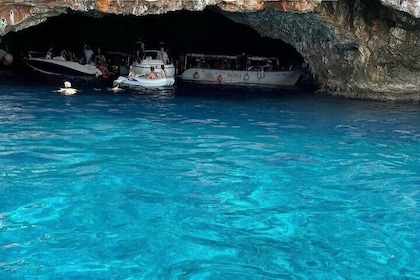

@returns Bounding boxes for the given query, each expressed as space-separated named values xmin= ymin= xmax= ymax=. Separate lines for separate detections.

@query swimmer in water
xmin=57 ymin=81 xmax=77 ymax=95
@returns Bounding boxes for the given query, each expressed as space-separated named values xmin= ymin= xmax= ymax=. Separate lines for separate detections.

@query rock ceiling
xmin=0 ymin=0 xmax=419 ymax=101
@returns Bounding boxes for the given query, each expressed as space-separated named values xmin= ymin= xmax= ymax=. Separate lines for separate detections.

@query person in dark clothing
xmin=238 ymin=52 xmax=248 ymax=70
xmin=135 ymin=39 xmax=145 ymax=62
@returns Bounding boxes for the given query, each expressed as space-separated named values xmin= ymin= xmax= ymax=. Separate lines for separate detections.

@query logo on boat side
xmin=227 ymin=73 xmax=241 ymax=79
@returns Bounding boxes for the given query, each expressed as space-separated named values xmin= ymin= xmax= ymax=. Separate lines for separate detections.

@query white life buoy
xmin=243 ymin=73 xmax=249 ymax=81
xmin=193 ymin=71 xmax=199 ymax=79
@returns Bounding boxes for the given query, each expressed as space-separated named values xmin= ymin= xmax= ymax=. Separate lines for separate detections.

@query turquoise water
xmin=0 ymin=78 xmax=419 ymax=279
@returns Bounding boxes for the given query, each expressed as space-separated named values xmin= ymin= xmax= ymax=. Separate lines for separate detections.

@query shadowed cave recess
xmin=3 ymin=8 xmax=304 ymax=71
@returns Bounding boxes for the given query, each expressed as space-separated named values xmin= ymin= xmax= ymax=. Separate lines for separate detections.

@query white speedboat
xmin=113 ymin=75 xmax=175 ymax=89
xmin=180 ymin=53 xmax=303 ymax=86
xmin=132 ymin=50 xmax=175 ymax=77
xmin=23 ymin=51 xmax=103 ymax=77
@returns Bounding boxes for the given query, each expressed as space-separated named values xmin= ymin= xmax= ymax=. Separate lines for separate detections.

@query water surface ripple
xmin=0 ymin=82 xmax=419 ymax=279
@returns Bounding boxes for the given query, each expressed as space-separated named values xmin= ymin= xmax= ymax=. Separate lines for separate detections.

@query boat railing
xmin=185 ymin=53 xmax=278 ymax=62
xmin=248 ymin=65 xmax=273 ymax=71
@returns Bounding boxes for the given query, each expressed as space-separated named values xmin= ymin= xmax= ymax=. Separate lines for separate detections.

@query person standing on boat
xmin=95 ymin=48 xmax=110 ymax=78
xmin=135 ymin=39 xmax=145 ymax=62
xmin=146 ymin=66 xmax=158 ymax=79
xmin=160 ymin=65 xmax=168 ymax=78
xmin=95 ymin=48 xmax=107 ymax=66
xmin=238 ymin=52 xmax=248 ymax=70
xmin=157 ymin=47 xmax=169 ymax=64
xmin=83 ymin=44 xmax=94 ymax=64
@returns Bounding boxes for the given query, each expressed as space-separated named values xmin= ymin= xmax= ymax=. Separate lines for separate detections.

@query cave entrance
xmin=4 ymin=7 xmax=304 ymax=71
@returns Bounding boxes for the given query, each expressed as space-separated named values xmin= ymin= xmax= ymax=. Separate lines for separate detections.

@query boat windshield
xmin=144 ymin=50 xmax=159 ymax=60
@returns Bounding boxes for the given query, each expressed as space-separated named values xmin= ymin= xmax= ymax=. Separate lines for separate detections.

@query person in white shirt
xmin=160 ymin=65 xmax=168 ymax=78
xmin=83 ymin=44 xmax=94 ymax=64
xmin=157 ymin=47 xmax=169 ymax=64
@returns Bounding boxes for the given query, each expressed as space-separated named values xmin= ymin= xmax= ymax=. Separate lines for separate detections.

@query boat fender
xmin=193 ymin=71 xmax=199 ymax=79
xmin=217 ymin=74 xmax=223 ymax=83
xmin=257 ymin=70 xmax=265 ymax=80
xmin=0 ymin=49 xmax=13 ymax=65
xmin=243 ymin=73 xmax=249 ymax=81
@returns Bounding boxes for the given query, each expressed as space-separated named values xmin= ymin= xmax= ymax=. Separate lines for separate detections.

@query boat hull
xmin=23 ymin=56 xmax=102 ymax=77
xmin=113 ymin=76 xmax=175 ymax=89
xmin=181 ymin=68 xmax=302 ymax=86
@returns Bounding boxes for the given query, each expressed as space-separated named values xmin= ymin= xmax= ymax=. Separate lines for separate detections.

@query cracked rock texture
xmin=0 ymin=0 xmax=419 ymax=101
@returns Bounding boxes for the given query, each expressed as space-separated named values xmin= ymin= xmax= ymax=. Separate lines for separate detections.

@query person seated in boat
xmin=221 ymin=59 xmax=231 ymax=70
xmin=214 ymin=60 xmax=221 ymax=69
xmin=45 ymin=47 xmax=53 ymax=59
xmin=60 ymin=49 xmax=68 ymax=60
xmin=128 ymin=66 xmax=136 ymax=77
xmin=157 ymin=47 xmax=169 ymax=64
xmin=146 ymin=66 xmax=158 ymax=79
xmin=265 ymin=60 xmax=273 ymax=71
xmin=160 ymin=65 xmax=168 ymax=78
xmin=67 ymin=49 xmax=77 ymax=62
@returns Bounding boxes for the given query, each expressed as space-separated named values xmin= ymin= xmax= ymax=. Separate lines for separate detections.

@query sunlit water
xmin=0 ymin=75 xmax=419 ymax=279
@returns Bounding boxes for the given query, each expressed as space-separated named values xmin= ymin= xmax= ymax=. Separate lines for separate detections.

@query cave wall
xmin=224 ymin=1 xmax=420 ymax=100
xmin=0 ymin=0 xmax=419 ymax=101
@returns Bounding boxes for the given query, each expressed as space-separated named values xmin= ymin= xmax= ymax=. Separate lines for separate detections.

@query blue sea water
xmin=0 ymin=75 xmax=419 ymax=279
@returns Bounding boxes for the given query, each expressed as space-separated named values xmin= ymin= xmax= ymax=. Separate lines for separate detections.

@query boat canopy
xmin=185 ymin=53 xmax=278 ymax=62
xmin=183 ymin=53 xmax=281 ymax=72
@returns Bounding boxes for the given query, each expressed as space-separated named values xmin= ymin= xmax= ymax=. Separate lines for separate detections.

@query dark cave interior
xmin=3 ymin=7 xmax=303 ymax=68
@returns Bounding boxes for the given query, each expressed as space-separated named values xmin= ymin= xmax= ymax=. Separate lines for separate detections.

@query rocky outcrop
xmin=0 ymin=0 xmax=419 ymax=101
